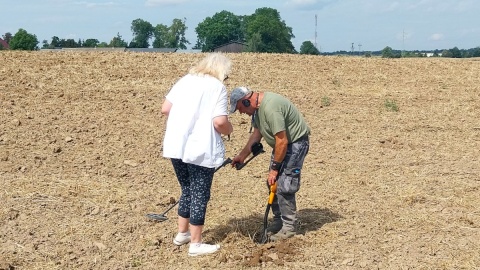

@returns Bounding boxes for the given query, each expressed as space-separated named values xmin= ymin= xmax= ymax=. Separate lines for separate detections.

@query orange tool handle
xmin=268 ymin=182 xmax=277 ymax=204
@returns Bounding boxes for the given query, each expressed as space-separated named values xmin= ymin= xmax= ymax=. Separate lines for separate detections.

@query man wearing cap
xmin=230 ymin=87 xmax=310 ymax=241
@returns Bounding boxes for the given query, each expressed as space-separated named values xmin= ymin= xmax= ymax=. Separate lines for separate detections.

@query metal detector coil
xmin=146 ymin=157 xmax=232 ymax=222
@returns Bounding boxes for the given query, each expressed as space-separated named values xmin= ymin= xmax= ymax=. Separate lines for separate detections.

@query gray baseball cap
xmin=229 ymin=86 xmax=251 ymax=113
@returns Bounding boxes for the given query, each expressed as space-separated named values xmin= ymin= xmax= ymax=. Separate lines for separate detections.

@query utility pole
xmin=351 ymin=42 xmax=354 ymax=55
xmin=315 ymin=14 xmax=318 ymax=50
xmin=358 ymin=43 xmax=362 ymax=55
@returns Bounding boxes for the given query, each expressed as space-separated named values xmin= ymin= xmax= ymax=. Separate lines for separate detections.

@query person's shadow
xmin=206 ymin=208 xmax=342 ymax=243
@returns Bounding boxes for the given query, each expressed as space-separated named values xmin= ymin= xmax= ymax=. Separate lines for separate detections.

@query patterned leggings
xmin=170 ymin=159 xmax=215 ymax=226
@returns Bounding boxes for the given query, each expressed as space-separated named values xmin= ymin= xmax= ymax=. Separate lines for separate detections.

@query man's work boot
xmin=269 ymin=227 xmax=296 ymax=242
xmin=266 ymin=218 xmax=282 ymax=235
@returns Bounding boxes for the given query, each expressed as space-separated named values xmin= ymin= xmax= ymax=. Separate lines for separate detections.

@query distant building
xmin=213 ymin=41 xmax=247 ymax=53
xmin=0 ymin=38 xmax=9 ymax=49
xmin=425 ymin=52 xmax=442 ymax=57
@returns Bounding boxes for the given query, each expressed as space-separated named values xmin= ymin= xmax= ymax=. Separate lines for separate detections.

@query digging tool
xmin=260 ymin=182 xmax=277 ymax=244
xmin=235 ymin=142 xmax=265 ymax=170
xmin=146 ymin=157 xmax=232 ymax=222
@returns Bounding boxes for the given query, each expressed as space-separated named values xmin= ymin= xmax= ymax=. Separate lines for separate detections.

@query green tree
xmin=153 ymin=24 xmax=169 ymax=48
xmin=449 ymin=47 xmax=462 ymax=58
xmin=441 ymin=49 xmax=452 ymax=57
xmin=299 ymin=41 xmax=320 ymax=55
xmin=381 ymin=46 xmax=394 ymax=58
xmin=41 ymin=40 xmax=49 ymax=49
xmin=244 ymin=7 xmax=295 ymax=53
xmin=195 ymin=11 xmax=243 ymax=52
xmin=2 ymin=32 xmax=12 ymax=44
xmin=462 ymin=50 xmax=471 ymax=58
xmin=83 ymin=38 xmax=100 ymax=47
xmin=9 ymin=28 xmax=39 ymax=50
xmin=109 ymin=32 xmax=127 ymax=47
xmin=97 ymin=42 xmax=109 ymax=48
xmin=130 ymin=18 xmax=154 ymax=48
xmin=50 ymin=36 xmax=61 ymax=48
xmin=153 ymin=18 xmax=190 ymax=49
xmin=472 ymin=47 xmax=480 ymax=57
xmin=62 ymin=38 xmax=77 ymax=48
xmin=168 ymin=18 xmax=189 ymax=49
xmin=246 ymin=32 xmax=262 ymax=52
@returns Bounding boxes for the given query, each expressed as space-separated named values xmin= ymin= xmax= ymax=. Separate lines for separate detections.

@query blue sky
xmin=1 ymin=0 xmax=479 ymax=52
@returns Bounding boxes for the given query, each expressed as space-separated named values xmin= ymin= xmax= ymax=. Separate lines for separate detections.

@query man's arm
xmin=272 ymin=130 xmax=288 ymax=164
xmin=232 ymin=128 xmax=262 ymax=165
xmin=268 ymin=130 xmax=288 ymax=185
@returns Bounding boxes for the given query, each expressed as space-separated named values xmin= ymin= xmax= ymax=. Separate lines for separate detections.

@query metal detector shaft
xmin=217 ymin=157 xmax=232 ymax=171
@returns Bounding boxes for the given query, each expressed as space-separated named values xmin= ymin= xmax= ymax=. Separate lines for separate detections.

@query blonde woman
xmin=161 ymin=53 xmax=233 ymax=256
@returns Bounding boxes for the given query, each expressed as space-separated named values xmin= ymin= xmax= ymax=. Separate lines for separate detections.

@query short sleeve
xmin=212 ymin=86 xmax=228 ymax=117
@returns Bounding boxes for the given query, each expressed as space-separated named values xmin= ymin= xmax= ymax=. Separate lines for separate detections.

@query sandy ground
xmin=1 ymin=51 xmax=479 ymax=269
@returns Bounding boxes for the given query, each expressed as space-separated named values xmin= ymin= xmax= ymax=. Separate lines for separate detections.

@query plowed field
xmin=1 ymin=51 xmax=479 ymax=269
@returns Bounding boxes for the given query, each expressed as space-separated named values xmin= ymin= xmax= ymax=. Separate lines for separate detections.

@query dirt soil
xmin=1 ymin=51 xmax=479 ymax=270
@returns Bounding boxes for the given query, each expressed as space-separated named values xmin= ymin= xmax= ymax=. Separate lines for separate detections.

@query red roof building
xmin=0 ymin=38 xmax=9 ymax=49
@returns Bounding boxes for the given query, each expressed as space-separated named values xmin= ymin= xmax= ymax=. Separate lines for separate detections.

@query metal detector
xmin=146 ymin=157 xmax=232 ymax=222
xmin=235 ymin=142 xmax=265 ymax=170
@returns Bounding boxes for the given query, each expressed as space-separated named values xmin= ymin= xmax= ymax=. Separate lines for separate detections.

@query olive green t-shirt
xmin=253 ymin=92 xmax=310 ymax=148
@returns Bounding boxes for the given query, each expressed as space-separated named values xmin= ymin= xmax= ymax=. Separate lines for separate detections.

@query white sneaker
xmin=188 ymin=243 xmax=220 ymax=256
xmin=173 ymin=232 xmax=191 ymax=246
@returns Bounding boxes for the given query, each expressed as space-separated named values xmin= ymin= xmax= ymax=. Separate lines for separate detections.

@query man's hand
xmin=231 ymin=155 xmax=245 ymax=168
xmin=267 ymin=169 xmax=279 ymax=185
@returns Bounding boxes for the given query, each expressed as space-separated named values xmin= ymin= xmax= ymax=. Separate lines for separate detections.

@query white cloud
xmin=145 ymin=0 xmax=187 ymax=7
xmin=429 ymin=33 xmax=444 ymax=41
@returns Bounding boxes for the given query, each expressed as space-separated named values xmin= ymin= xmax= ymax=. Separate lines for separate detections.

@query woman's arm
xmin=213 ymin=115 xmax=233 ymax=135
xmin=161 ymin=99 xmax=172 ymax=116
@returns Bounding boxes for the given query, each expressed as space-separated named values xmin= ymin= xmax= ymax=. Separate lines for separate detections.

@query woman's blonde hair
xmin=189 ymin=53 xmax=232 ymax=81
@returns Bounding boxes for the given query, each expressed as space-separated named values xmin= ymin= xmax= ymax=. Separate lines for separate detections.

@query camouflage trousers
xmin=269 ymin=136 xmax=310 ymax=230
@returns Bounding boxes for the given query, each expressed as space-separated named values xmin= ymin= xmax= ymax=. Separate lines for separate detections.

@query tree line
xmin=0 ymin=7 xmax=304 ymax=54
xmin=377 ymin=46 xmax=480 ymax=58
xmin=0 ymin=6 xmax=478 ymax=57
xmin=321 ymin=46 xmax=480 ymax=58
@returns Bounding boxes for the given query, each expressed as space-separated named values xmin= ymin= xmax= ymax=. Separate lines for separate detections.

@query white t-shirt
xmin=162 ymin=74 xmax=228 ymax=168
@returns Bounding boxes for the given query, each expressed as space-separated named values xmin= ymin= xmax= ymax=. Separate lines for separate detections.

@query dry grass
xmin=1 ymin=51 xmax=479 ymax=269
